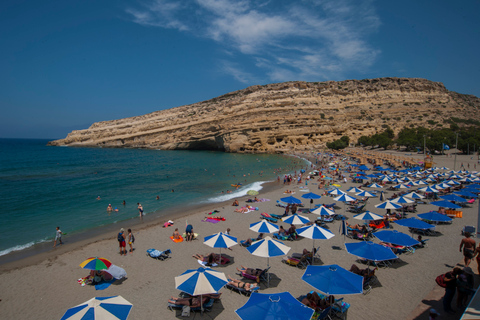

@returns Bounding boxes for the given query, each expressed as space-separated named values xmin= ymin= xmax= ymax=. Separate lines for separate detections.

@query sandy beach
xmin=1 ymin=150 xmax=479 ymax=320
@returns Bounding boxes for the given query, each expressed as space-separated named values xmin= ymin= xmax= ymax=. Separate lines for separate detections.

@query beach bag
xmin=435 ymin=273 xmax=448 ymax=288
xmin=181 ymin=306 xmax=191 ymax=317
xmin=117 ymin=232 xmax=123 ymax=242
xmin=131 ymin=234 xmax=135 ymax=243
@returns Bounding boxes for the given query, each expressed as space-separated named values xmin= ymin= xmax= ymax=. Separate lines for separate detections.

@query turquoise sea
xmin=0 ymin=138 xmax=307 ymax=257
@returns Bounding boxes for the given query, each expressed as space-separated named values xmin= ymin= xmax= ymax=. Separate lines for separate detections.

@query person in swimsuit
xmin=460 ymin=232 xmax=476 ymax=267
xmin=172 ymin=228 xmax=181 ymax=240
xmin=227 ymin=276 xmax=258 ymax=291
xmin=472 ymin=243 xmax=480 ymax=274
xmin=168 ymin=296 xmax=209 ymax=308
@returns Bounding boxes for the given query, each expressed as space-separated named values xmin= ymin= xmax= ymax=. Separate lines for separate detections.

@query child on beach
xmin=128 ymin=229 xmax=135 ymax=253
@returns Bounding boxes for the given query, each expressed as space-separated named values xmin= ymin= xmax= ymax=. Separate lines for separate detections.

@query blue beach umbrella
xmin=353 ymin=211 xmax=384 ymax=221
xmin=203 ymin=232 xmax=238 ymax=264
xmin=302 ymin=265 xmax=364 ymax=295
xmin=280 ymin=196 xmax=302 ymax=204
xmin=418 ymin=211 xmax=453 ymax=223
xmin=60 ymin=296 xmax=133 ymax=320
xmin=358 ymin=165 xmax=370 ymax=171
xmin=440 ymin=194 xmax=467 ymax=203
xmin=301 ymin=192 xmax=322 ymax=200
xmin=430 ymin=200 xmax=462 ymax=209
xmin=301 ymin=192 xmax=321 ymax=208
xmin=345 ymin=241 xmax=397 ymax=262
xmin=282 ymin=214 xmax=310 ymax=225
xmin=373 ymin=230 xmax=420 ymax=247
xmin=454 ymin=191 xmax=477 ymax=198
xmin=175 ymin=267 xmax=228 ymax=303
xmin=395 ymin=217 xmax=435 ymax=230
xmin=235 ymin=292 xmax=314 ymax=320
xmin=249 ymin=220 xmax=279 ymax=233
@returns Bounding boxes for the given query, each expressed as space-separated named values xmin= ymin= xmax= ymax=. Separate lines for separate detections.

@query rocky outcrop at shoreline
xmin=48 ymin=77 xmax=480 ymax=153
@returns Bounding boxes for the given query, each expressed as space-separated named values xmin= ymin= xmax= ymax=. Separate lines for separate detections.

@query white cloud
xmin=126 ymin=0 xmax=381 ymax=82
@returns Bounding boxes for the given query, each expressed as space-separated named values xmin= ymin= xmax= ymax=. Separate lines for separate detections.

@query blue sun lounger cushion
xmin=147 ymin=248 xmax=171 ymax=260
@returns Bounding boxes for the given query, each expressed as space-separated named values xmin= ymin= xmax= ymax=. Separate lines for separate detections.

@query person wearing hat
xmin=429 ymin=308 xmax=440 ymax=319
xmin=118 ymin=228 xmax=126 ymax=256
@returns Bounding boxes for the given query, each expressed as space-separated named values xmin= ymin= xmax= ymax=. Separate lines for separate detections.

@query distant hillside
xmin=48 ymin=77 xmax=480 ymax=153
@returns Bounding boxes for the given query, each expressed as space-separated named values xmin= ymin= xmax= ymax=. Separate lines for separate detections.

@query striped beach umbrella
xmin=375 ymin=201 xmax=402 ymax=210
xmin=60 ymin=296 xmax=133 ymax=320
xmin=175 ymin=267 xmax=228 ymax=296
xmin=353 ymin=211 xmax=384 ymax=221
xmin=203 ymin=232 xmax=238 ymax=264
xmin=282 ymin=214 xmax=310 ymax=225
xmin=249 ymin=220 xmax=279 ymax=233
xmin=79 ymin=257 xmax=112 ymax=271
xmin=356 ymin=190 xmax=376 ymax=198
xmin=390 ymin=196 xmax=415 ymax=204
xmin=311 ymin=206 xmax=335 ymax=216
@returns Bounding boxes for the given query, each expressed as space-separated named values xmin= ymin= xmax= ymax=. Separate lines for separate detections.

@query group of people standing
xmin=117 ymin=228 xmax=135 ymax=255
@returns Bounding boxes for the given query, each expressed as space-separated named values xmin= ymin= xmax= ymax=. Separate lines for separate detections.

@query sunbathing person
xmin=172 ymin=228 xmax=181 ymax=240
xmin=278 ymin=225 xmax=287 ymax=237
xmin=227 ymin=276 xmax=259 ymax=291
xmin=301 ymin=292 xmax=334 ymax=311
xmin=349 ymin=264 xmax=376 ymax=279
xmin=168 ymin=296 xmax=209 ymax=308
xmin=241 ymin=233 xmax=264 ymax=246
xmin=236 ymin=265 xmax=264 ymax=282
xmin=193 ymin=253 xmax=216 ymax=266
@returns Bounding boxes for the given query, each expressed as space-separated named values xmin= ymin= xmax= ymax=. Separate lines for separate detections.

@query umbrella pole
xmin=219 ymin=248 xmax=222 ymax=265
xmin=267 ymin=258 xmax=270 ymax=288
xmin=312 ymin=239 xmax=315 ymax=265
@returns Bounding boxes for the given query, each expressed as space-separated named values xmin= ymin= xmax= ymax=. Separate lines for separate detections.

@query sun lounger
xmin=270 ymin=213 xmax=284 ymax=220
xmin=276 ymin=200 xmax=288 ymax=208
xmin=260 ymin=212 xmax=278 ymax=223
xmin=224 ymin=283 xmax=259 ymax=296
xmin=282 ymin=256 xmax=309 ymax=269
xmin=167 ymin=297 xmax=215 ymax=313
xmin=146 ymin=248 xmax=171 ymax=260
xmin=237 ymin=266 xmax=271 ymax=284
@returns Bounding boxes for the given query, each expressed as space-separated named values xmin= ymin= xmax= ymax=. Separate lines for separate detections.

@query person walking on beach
xmin=53 ymin=226 xmax=63 ymax=247
xmin=118 ymin=228 xmax=127 ymax=255
xmin=460 ymin=232 xmax=476 ymax=267
xmin=127 ymin=228 xmax=135 ymax=253
xmin=443 ymin=267 xmax=462 ymax=314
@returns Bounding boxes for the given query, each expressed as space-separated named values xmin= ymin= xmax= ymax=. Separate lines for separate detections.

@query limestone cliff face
xmin=48 ymin=77 xmax=480 ymax=153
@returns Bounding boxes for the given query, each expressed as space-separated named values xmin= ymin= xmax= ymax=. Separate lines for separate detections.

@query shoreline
xmin=0 ymin=178 xmax=284 ymax=272
xmin=2 ymin=148 xmax=480 ymax=320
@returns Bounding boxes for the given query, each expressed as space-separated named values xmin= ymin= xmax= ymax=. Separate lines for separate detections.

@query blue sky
xmin=1 ymin=0 xmax=479 ymax=139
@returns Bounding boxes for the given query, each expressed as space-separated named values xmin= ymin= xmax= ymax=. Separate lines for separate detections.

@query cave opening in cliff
xmin=187 ymin=140 xmax=225 ymax=151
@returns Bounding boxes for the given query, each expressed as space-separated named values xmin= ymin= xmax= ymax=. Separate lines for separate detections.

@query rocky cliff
xmin=48 ymin=78 xmax=480 ymax=153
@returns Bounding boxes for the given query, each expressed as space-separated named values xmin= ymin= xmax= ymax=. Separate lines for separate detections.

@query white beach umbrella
xmin=367 ymin=183 xmax=383 ymax=189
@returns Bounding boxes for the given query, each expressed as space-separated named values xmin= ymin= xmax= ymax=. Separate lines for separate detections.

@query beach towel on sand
xmin=202 ymin=218 xmax=220 ymax=223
